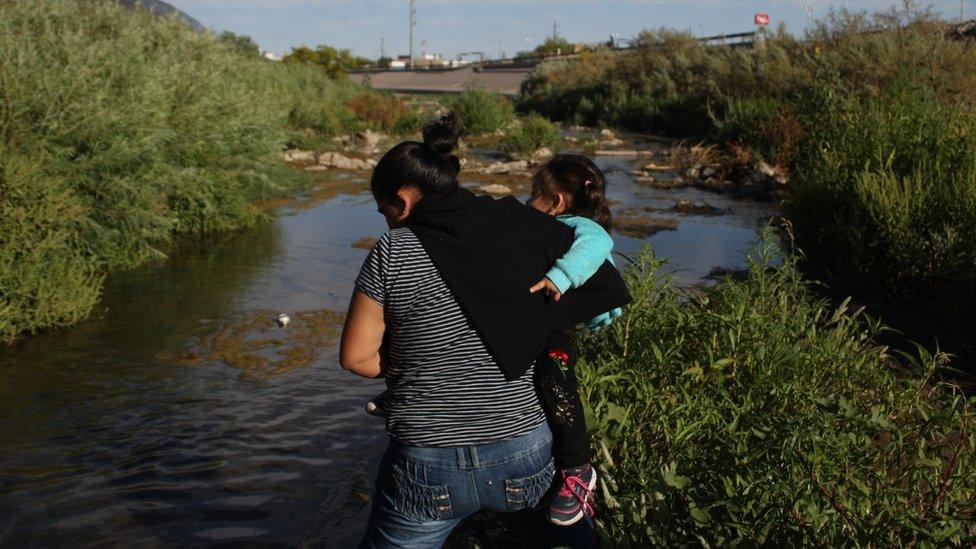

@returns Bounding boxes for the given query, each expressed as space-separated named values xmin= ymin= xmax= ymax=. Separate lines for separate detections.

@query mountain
xmin=117 ymin=0 xmax=204 ymax=31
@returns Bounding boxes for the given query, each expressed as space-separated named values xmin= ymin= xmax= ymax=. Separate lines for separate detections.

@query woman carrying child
xmin=341 ymin=114 xmax=629 ymax=547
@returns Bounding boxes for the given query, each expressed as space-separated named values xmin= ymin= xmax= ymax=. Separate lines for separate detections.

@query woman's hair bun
xmin=422 ymin=112 xmax=462 ymax=156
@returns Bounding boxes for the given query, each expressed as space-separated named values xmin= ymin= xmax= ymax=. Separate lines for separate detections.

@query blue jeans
xmin=360 ymin=422 xmax=555 ymax=548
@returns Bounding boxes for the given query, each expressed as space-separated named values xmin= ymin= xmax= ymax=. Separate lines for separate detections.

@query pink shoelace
xmin=558 ymin=471 xmax=595 ymax=518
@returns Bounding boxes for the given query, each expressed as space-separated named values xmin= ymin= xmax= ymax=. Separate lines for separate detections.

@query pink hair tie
xmin=584 ymin=180 xmax=593 ymax=188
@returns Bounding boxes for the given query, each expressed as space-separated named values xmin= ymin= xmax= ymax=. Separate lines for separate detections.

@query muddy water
xmin=0 ymin=153 xmax=775 ymax=546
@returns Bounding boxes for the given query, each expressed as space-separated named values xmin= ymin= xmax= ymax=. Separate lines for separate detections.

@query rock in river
xmin=317 ymin=152 xmax=377 ymax=170
xmin=473 ymin=160 xmax=530 ymax=175
xmin=479 ymin=184 xmax=513 ymax=195
xmin=532 ymin=147 xmax=554 ymax=161
xmin=284 ymin=149 xmax=316 ymax=163
xmin=356 ymin=130 xmax=386 ymax=152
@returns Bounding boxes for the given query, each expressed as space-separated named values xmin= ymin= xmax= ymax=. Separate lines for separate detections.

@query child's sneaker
xmin=549 ymin=464 xmax=597 ymax=526
xmin=365 ymin=390 xmax=391 ymax=417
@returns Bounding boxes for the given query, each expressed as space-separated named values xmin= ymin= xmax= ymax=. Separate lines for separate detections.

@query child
xmin=527 ymin=153 xmax=621 ymax=526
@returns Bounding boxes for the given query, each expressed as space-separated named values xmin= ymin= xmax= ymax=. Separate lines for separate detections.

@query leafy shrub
xmin=0 ymin=0 xmax=324 ymax=340
xmin=501 ymin=114 xmax=562 ymax=156
xmin=347 ymin=91 xmax=405 ymax=133
xmin=787 ymin=75 xmax=976 ymax=351
xmin=0 ymin=152 xmax=103 ymax=339
xmin=447 ymin=89 xmax=514 ymax=134
xmin=580 ymin=241 xmax=976 ymax=546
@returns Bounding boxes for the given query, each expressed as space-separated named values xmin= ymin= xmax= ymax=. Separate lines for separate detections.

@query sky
xmin=166 ymin=0 xmax=973 ymax=59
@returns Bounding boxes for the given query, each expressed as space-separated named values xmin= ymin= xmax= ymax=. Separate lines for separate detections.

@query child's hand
xmin=529 ymin=277 xmax=563 ymax=302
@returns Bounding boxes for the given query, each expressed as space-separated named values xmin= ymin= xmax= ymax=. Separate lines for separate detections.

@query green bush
xmin=580 ymin=241 xmax=976 ymax=546
xmin=500 ymin=114 xmax=562 ymax=156
xmin=447 ymin=89 xmax=514 ymax=134
xmin=0 ymin=0 xmax=321 ymax=340
xmin=392 ymin=108 xmax=430 ymax=136
xmin=0 ymin=152 xmax=103 ymax=339
xmin=787 ymin=75 xmax=976 ymax=350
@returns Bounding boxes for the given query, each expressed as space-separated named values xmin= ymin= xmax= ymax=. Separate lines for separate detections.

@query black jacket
xmin=407 ymin=188 xmax=632 ymax=380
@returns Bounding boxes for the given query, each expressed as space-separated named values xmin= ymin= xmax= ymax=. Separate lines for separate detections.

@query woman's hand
xmin=529 ymin=277 xmax=563 ymax=302
xmin=340 ymin=291 xmax=386 ymax=378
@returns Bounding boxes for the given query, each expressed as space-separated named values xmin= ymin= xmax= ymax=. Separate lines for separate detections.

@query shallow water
xmin=0 ymin=154 xmax=775 ymax=546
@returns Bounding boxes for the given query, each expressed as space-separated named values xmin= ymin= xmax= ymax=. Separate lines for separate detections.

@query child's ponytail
xmin=531 ymin=154 xmax=613 ymax=232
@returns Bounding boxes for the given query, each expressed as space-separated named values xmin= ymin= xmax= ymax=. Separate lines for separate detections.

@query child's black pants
xmin=533 ymin=330 xmax=590 ymax=469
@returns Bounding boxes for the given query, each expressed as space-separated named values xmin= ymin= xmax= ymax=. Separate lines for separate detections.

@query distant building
xmin=391 ymin=53 xmax=452 ymax=69
xmin=263 ymin=51 xmax=282 ymax=61
xmin=416 ymin=53 xmax=445 ymax=68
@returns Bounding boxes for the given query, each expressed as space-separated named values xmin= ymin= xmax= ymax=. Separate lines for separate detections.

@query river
xmin=0 ymin=147 xmax=776 ymax=546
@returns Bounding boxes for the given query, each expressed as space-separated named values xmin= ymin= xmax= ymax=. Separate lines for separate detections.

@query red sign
xmin=755 ymin=13 xmax=770 ymax=26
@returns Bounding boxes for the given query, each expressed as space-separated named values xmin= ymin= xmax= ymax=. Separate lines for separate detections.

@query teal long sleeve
xmin=548 ymin=215 xmax=622 ymax=330
xmin=547 ymin=216 xmax=614 ymax=293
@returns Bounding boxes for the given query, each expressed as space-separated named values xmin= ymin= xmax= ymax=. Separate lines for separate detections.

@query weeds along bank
xmin=520 ymin=8 xmax=976 ymax=358
xmin=786 ymin=79 xmax=976 ymax=356
xmin=0 ymin=0 xmax=391 ymax=340
xmin=579 ymin=243 xmax=976 ymax=546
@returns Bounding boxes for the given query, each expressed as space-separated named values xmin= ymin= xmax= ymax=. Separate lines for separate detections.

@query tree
xmin=514 ymin=36 xmax=576 ymax=60
xmin=218 ymin=31 xmax=261 ymax=58
xmin=282 ymin=44 xmax=372 ymax=79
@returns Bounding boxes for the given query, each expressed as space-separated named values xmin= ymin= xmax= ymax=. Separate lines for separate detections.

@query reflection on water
xmin=0 ymin=155 xmax=775 ymax=546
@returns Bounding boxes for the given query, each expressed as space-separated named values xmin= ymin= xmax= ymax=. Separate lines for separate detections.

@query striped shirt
xmin=355 ymin=227 xmax=545 ymax=447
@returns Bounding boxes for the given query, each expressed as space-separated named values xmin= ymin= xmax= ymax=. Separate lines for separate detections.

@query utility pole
xmin=409 ymin=0 xmax=416 ymax=69
xmin=552 ymin=20 xmax=559 ymax=40
xmin=380 ymin=37 xmax=386 ymax=61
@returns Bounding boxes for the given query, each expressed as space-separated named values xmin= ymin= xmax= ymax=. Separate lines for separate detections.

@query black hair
xmin=531 ymin=153 xmax=612 ymax=231
xmin=370 ymin=112 xmax=463 ymax=204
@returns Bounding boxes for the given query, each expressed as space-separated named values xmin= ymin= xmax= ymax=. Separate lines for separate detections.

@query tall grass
xmin=580 ymin=242 xmax=976 ymax=545
xmin=0 ymin=0 xmax=356 ymax=340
